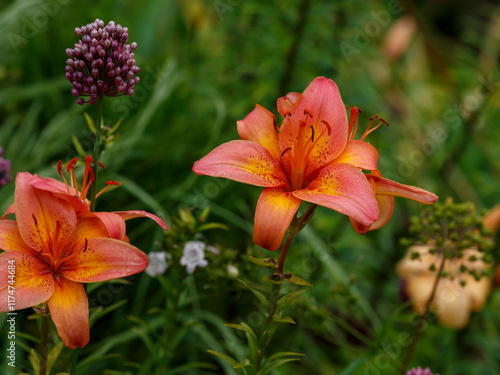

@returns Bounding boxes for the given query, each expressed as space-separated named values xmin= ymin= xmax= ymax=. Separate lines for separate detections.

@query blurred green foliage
xmin=1 ymin=0 xmax=500 ymax=374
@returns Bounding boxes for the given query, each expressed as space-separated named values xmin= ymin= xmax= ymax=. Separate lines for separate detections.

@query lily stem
xmin=254 ymin=279 xmax=282 ymax=371
xmin=39 ymin=312 xmax=50 ymax=375
xmin=399 ymin=256 xmax=446 ymax=374
xmin=90 ymin=95 xmax=103 ymax=212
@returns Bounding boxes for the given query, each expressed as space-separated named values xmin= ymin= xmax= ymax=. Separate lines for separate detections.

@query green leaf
xmin=30 ymin=349 xmax=40 ymax=375
xmin=284 ymin=274 xmax=313 ymax=287
xmin=169 ymin=362 xmax=218 ymax=374
xmin=248 ymin=256 xmax=278 ymax=269
xmin=260 ymin=358 xmax=302 ymax=375
xmin=276 ymin=288 xmax=306 ymax=315
xmin=47 ymin=342 xmax=64 ymax=374
xmin=207 ymin=350 xmax=240 ymax=366
xmin=234 ymin=362 xmax=254 ymax=369
xmin=197 ymin=222 xmax=230 ymax=232
xmin=224 ymin=322 xmax=259 ymax=362
xmin=71 ymin=135 xmax=87 ymax=157
xmin=108 ymin=117 xmax=123 ymax=135
xmin=237 ymin=279 xmax=268 ymax=309
xmin=274 ymin=316 xmax=296 ymax=324
xmin=84 ymin=112 xmax=96 ymax=134
xmin=264 ymin=351 xmax=305 ymax=364
xmin=262 ymin=274 xmax=281 ymax=285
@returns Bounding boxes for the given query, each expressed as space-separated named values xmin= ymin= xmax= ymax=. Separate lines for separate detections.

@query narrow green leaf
xmin=248 ymin=256 xmax=278 ymax=269
xmin=197 ymin=222 xmax=229 ymax=232
xmin=276 ymin=289 xmax=306 ymax=315
xmin=30 ymin=349 xmax=40 ymax=375
xmin=84 ymin=112 xmax=96 ymax=134
xmin=169 ymin=362 xmax=218 ymax=374
xmin=71 ymin=135 xmax=87 ymax=158
xmin=108 ymin=118 xmax=123 ymax=135
xmin=237 ymin=279 xmax=268 ymax=309
xmin=262 ymin=274 xmax=281 ymax=285
xmin=274 ymin=316 xmax=296 ymax=324
xmin=284 ymin=274 xmax=313 ymax=287
xmin=224 ymin=322 xmax=259 ymax=362
xmin=264 ymin=351 xmax=305 ymax=363
xmin=260 ymin=358 xmax=302 ymax=375
xmin=47 ymin=342 xmax=64 ymax=374
xmin=207 ymin=350 xmax=240 ymax=366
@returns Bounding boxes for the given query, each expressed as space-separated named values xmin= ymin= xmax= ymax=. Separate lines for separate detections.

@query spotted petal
xmin=193 ymin=140 xmax=287 ymax=187
xmin=253 ymin=187 xmax=301 ymax=251
xmin=15 ymin=172 xmax=77 ymax=256
xmin=60 ymin=238 xmax=148 ymax=282
xmin=30 ymin=176 xmax=90 ymax=213
xmin=292 ymin=163 xmax=379 ymax=226
xmin=0 ymin=251 xmax=54 ymax=312
xmin=332 ymin=140 xmax=378 ymax=170
xmin=0 ymin=220 xmax=36 ymax=254
xmin=237 ymin=104 xmax=281 ymax=160
xmin=111 ymin=210 xmax=168 ymax=231
xmin=47 ymin=279 xmax=89 ymax=349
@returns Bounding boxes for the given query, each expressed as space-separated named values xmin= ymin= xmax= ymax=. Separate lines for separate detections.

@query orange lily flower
xmin=193 ymin=77 xmax=437 ymax=250
xmin=0 ymin=172 xmax=159 ymax=348
xmin=2 ymin=155 xmax=167 ymax=237
xmin=194 ymin=77 xmax=380 ymax=251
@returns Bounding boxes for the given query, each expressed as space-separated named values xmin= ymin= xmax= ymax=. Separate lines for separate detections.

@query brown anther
xmin=310 ymin=125 xmax=315 ymax=142
xmin=321 ymin=120 xmax=332 ymax=135
xmin=32 ymin=214 xmax=38 ymax=226
xmin=304 ymin=109 xmax=313 ymax=118
xmin=379 ymin=117 xmax=390 ymax=126
xmin=273 ymin=116 xmax=279 ymax=134
xmin=283 ymin=110 xmax=291 ymax=117
xmin=67 ymin=158 xmax=78 ymax=172
xmin=369 ymin=115 xmax=379 ymax=121
xmin=299 ymin=119 xmax=307 ymax=127
xmin=352 ymin=105 xmax=362 ymax=113
xmin=106 ymin=180 xmax=120 ymax=186
xmin=57 ymin=161 xmax=63 ymax=176
xmin=281 ymin=147 xmax=292 ymax=157
xmin=83 ymin=238 xmax=88 ymax=252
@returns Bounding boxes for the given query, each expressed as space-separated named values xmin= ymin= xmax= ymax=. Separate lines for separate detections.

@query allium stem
xmin=90 ymin=95 xmax=103 ymax=212
xmin=400 ymin=256 xmax=446 ymax=374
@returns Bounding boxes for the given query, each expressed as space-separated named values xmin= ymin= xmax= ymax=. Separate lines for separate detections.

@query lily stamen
xmin=304 ymin=109 xmax=313 ymax=118
xmin=359 ymin=115 xmax=389 ymax=141
xmin=95 ymin=181 xmax=120 ymax=199
xmin=310 ymin=125 xmax=315 ymax=142
xmin=320 ymin=120 xmax=332 ymax=135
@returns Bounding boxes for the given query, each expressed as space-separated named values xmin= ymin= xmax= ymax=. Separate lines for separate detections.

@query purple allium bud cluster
xmin=0 ymin=148 xmax=11 ymax=186
xmin=65 ymin=19 xmax=140 ymax=105
xmin=407 ymin=367 xmax=438 ymax=375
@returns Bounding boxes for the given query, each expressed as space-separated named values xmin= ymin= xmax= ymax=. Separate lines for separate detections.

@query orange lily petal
xmin=93 ymin=212 xmax=126 ymax=240
xmin=350 ymin=195 xmax=394 ymax=234
xmin=193 ymin=140 xmax=287 ymax=187
xmin=61 ymin=213 xmax=110 ymax=259
xmin=279 ymin=77 xmax=348 ymax=176
xmin=292 ymin=163 xmax=379 ymax=226
xmin=332 ymin=140 xmax=378 ymax=170
xmin=0 ymin=220 xmax=36 ymax=254
xmin=277 ymin=92 xmax=301 ymax=117
xmin=253 ymin=187 xmax=301 ymax=251
xmin=237 ymin=104 xmax=281 ymax=160
xmin=0 ymin=251 xmax=54 ymax=312
xmin=47 ymin=278 xmax=89 ymax=349
xmin=111 ymin=210 xmax=168 ymax=231
xmin=30 ymin=176 xmax=90 ymax=213
xmin=15 ymin=172 xmax=77 ymax=255
xmin=370 ymin=175 xmax=438 ymax=204
xmin=0 ymin=203 xmax=15 ymax=220
xmin=60 ymin=238 xmax=148 ymax=282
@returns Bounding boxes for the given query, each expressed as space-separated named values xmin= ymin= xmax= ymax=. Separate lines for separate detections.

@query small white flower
xmin=226 ymin=265 xmax=239 ymax=279
xmin=180 ymin=241 xmax=209 ymax=274
xmin=145 ymin=252 xmax=170 ymax=277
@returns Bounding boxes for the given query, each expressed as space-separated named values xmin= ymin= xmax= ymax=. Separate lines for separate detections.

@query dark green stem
xmin=39 ymin=312 xmax=50 ymax=375
xmin=69 ymin=348 xmax=79 ymax=375
xmin=254 ymin=281 xmax=282 ymax=371
xmin=399 ymin=256 xmax=446 ymax=374
xmin=90 ymin=95 xmax=103 ymax=212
